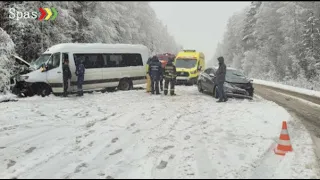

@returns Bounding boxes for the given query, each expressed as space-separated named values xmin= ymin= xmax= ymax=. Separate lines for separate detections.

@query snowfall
xmin=0 ymin=85 xmax=319 ymax=179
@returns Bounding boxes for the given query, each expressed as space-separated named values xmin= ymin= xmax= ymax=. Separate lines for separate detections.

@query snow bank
xmin=0 ymin=86 xmax=318 ymax=178
xmin=0 ymin=93 xmax=17 ymax=103
xmin=253 ymin=79 xmax=320 ymax=98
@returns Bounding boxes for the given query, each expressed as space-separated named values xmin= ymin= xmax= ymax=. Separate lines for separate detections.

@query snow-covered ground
xmin=254 ymin=79 xmax=320 ymax=98
xmin=0 ymin=93 xmax=17 ymax=103
xmin=0 ymin=86 xmax=319 ymax=179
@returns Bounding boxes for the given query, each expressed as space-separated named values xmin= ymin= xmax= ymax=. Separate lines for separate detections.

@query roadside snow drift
xmin=0 ymin=86 xmax=319 ymax=179
xmin=0 ymin=93 xmax=17 ymax=103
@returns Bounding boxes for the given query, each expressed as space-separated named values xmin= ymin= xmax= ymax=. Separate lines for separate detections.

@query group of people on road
xmin=61 ymin=53 xmax=228 ymax=103
xmin=62 ymin=58 xmax=85 ymax=97
xmin=146 ymin=55 xmax=177 ymax=96
xmin=146 ymin=54 xmax=228 ymax=103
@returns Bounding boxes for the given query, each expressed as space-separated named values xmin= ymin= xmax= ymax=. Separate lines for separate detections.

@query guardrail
xmin=253 ymin=79 xmax=320 ymax=105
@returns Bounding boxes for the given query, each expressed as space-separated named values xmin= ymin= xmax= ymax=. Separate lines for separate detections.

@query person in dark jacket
xmin=148 ymin=56 xmax=162 ymax=95
xmin=215 ymin=56 xmax=227 ymax=102
xmin=75 ymin=59 xmax=85 ymax=96
xmin=62 ymin=58 xmax=72 ymax=97
xmin=163 ymin=57 xmax=177 ymax=96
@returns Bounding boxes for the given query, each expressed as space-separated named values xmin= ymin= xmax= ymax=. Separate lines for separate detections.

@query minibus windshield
xmin=30 ymin=54 xmax=52 ymax=70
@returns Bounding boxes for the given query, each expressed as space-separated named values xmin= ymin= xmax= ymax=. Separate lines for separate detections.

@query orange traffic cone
xmin=274 ymin=121 xmax=293 ymax=156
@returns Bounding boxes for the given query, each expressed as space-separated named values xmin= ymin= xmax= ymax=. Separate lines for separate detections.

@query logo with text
xmin=9 ymin=8 xmax=58 ymax=21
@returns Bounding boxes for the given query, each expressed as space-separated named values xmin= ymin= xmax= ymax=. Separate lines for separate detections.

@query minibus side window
xmin=109 ymin=54 xmax=123 ymax=67
xmin=102 ymin=54 xmax=108 ymax=67
xmin=73 ymin=54 xmax=103 ymax=69
xmin=122 ymin=54 xmax=143 ymax=67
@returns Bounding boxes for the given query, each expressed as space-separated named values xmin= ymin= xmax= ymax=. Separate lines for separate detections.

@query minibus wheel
xmin=36 ymin=83 xmax=51 ymax=97
xmin=118 ymin=79 xmax=132 ymax=91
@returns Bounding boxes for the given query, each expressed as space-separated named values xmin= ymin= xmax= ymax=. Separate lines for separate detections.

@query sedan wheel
xmin=38 ymin=85 xmax=51 ymax=97
xmin=197 ymin=82 xmax=203 ymax=93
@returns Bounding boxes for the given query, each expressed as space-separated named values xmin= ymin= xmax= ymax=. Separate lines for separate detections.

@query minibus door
xmin=46 ymin=52 xmax=64 ymax=93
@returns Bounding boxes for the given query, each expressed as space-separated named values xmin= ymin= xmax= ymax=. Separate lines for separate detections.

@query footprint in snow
xmin=109 ymin=149 xmax=122 ymax=156
xmin=131 ymin=123 xmax=136 ymax=127
xmin=25 ymin=147 xmax=36 ymax=154
xmin=86 ymin=121 xmax=96 ymax=128
xmin=184 ymin=135 xmax=191 ymax=140
xmin=157 ymin=160 xmax=168 ymax=169
xmin=76 ymin=136 xmax=82 ymax=144
xmin=88 ymin=141 xmax=94 ymax=147
xmin=7 ymin=159 xmax=16 ymax=169
xmin=106 ymin=176 xmax=114 ymax=179
xmin=163 ymin=145 xmax=174 ymax=150
xmin=169 ymin=154 xmax=175 ymax=160
xmin=88 ymin=130 xmax=95 ymax=134
xmin=74 ymin=163 xmax=88 ymax=173
xmin=133 ymin=130 xmax=140 ymax=134
xmin=101 ymin=117 xmax=108 ymax=121
xmin=111 ymin=138 xmax=118 ymax=143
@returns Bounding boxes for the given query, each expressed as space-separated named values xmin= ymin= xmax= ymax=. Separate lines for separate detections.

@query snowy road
xmin=254 ymin=84 xmax=320 ymax=166
xmin=0 ymin=85 xmax=319 ymax=179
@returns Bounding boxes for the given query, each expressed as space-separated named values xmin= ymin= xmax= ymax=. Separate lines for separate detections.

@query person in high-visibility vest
xmin=163 ymin=57 xmax=177 ymax=96
xmin=146 ymin=57 xmax=152 ymax=93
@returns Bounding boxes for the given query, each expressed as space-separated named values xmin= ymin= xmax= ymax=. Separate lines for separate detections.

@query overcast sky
xmin=150 ymin=2 xmax=250 ymax=60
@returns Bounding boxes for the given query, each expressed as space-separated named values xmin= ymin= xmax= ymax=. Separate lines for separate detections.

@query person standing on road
xmin=62 ymin=58 xmax=72 ymax=97
xmin=163 ymin=57 xmax=177 ymax=96
xmin=75 ymin=59 xmax=85 ymax=96
xmin=159 ymin=60 xmax=167 ymax=91
xmin=215 ymin=56 xmax=228 ymax=102
xmin=148 ymin=56 xmax=162 ymax=95
xmin=146 ymin=57 xmax=152 ymax=93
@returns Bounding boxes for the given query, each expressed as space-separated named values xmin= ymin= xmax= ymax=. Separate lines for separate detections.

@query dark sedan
xmin=197 ymin=67 xmax=254 ymax=99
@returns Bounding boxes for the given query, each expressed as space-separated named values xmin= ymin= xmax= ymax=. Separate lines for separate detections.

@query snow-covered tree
xmin=214 ymin=1 xmax=320 ymax=90
xmin=0 ymin=1 xmax=181 ymax=62
xmin=0 ymin=28 xmax=15 ymax=94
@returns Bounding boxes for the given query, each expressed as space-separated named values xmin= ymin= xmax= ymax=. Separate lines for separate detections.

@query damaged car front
xmin=10 ymin=55 xmax=35 ymax=97
xmin=10 ymin=54 xmax=52 ymax=97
